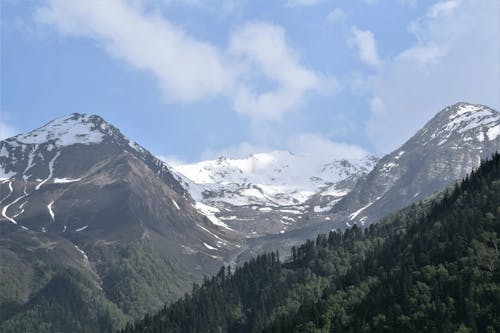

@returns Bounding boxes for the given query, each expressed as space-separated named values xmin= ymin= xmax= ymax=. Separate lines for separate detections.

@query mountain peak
xmin=415 ymin=102 xmax=499 ymax=146
xmin=7 ymin=113 xmax=117 ymax=148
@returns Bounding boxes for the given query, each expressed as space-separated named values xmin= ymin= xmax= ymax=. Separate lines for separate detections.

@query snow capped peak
xmin=172 ymin=150 xmax=378 ymax=206
xmin=418 ymin=102 xmax=500 ymax=145
xmin=8 ymin=113 xmax=113 ymax=147
xmin=3 ymin=113 xmax=151 ymax=156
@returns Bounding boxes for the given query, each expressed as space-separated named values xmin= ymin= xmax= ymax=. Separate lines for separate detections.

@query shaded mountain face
xmin=0 ymin=114 xmax=241 ymax=322
xmin=331 ymin=102 xmax=500 ymax=227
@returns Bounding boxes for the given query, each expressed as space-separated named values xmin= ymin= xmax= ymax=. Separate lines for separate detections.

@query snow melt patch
xmin=314 ymin=205 xmax=331 ymax=213
xmin=394 ymin=150 xmax=405 ymax=159
xmin=171 ymin=199 xmax=180 ymax=210
xmin=47 ymin=201 xmax=55 ymax=221
xmin=194 ymin=201 xmax=232 ymax=230
xmin=0 ymin=181 xmax=13 ymax=204
xmin=75 ymin=225 xmax=88 ymax=232
xmin=203 ymin=242 xmax=218 ymax=250
xmin=487 ymin=124 xmax=500 ymax=140
xmin=36 ymin=151 xmax=60 ymax=190
xmin=53 ymin=177 xmax=81 ymax=184
xmin=74 ymin=245 xmax=89 ymax=261
xmin=349 ymin=197 xmax=380 ymax=221
xmin=381 ymin=162 xmax=398 ymax=173
xmin=197 ymin=224 xmax=228 ymax=245
xmin=0 ymin=169 xmax=16 ymax=181
xmin=2 ymin=193 xmax=29 ymax=224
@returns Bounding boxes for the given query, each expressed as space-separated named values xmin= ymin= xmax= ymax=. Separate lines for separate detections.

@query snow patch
xmin=14 ymin=114 xmax=105 ymax=147
xmin=395 ymin=150 xmax=405 ymax=159
xmin=36 ymin=151 xmax=60 ymax=190
xmin=75 ymin=225 xmax=88 ymax=232
xmin=74 ymin=245 xmax=89 ymax=261
xmin=349 ymin=197 xmax=380 ymax=221
xmin=194 ymin=201 xmax=232 ymax=230
xmin=487 ymin=124 xmax=500 ymax=140
xmin=47 ymin=201 xmax=55 ymax=221
xmin=0 ymin=181 xmax=13 ymax=204
xmin=0 ymin=169 xmax=15 ymax=181
xmin=171 ymin=199 xmax=180 ymax=210
xmin=279 ymin=209 xmax=301 ymax=215
xmin=197 ymin=224 xmax=227 ymax=245
xmin=203 ymin=242 xmax=218 ymax=250
xmin=53 ymin=177 xmax=81 ymax=184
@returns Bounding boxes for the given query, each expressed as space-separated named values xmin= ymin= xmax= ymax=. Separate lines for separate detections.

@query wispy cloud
xmin=229 ymin=22 xmax=324 ymax=120
xmin=36 ymin=0 xmax=234 ymax=102
xmin=0 ymin=119 xmax=19 ymax=140
xmin=366 ymin=0 xmax=500 ymax=153
xmin=286 ymin=0 xmax=329 ymax=7
xmin=199 ymin=133 xmax=369 ymax=162
xmin=35 ymin=0 xmax=328 ymax=121
xmin=327 ymin=8 xmax=348 ymax=23
xmin=349 ymin=27 xmax=381 ymax=67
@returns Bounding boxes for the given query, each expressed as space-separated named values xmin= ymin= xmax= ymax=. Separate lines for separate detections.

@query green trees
xmin=122 ymin=153 xmax=500 ymax=333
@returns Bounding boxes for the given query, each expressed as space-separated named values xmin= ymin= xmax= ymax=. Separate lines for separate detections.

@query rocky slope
xmin=331 ymin=102 xmax=500 ymax=227
xmin=0 ymin=113 xmax=241 ymax=326
xmin=0 ymin=102 xmax=498 ymax=331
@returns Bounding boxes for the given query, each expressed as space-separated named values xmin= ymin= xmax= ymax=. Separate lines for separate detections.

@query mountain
xmin=1 ymin=102 xmax=498 ymax=331
xmin=172 ymin=151 xmax=378 ymax=235
xmin=0 ymin=114 xmax=241 ymax=330
xmin=170 ymin=102 xmax=499 ymax=260
xmin=330 ymin=102 xmax=500 ymax=227
xmin=120 ymin=153 xmax=500 ymax=333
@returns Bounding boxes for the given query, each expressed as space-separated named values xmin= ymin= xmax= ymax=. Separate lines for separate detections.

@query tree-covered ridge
xmin=0 ymin=237 xmax=190 ymax=332
xmin=121 ymin=153 xmax=500 ymax=333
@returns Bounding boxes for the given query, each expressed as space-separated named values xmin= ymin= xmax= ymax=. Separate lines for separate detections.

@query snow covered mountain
xmin=171 ymin=151 xmax=378 ymax=235
xmin=0 ymin=113 xmax=242 ymax=319
xmin=332 ymin=102 xmax=500 ymax=227
xmin=1 ymin=102 xmax=498 ymax=327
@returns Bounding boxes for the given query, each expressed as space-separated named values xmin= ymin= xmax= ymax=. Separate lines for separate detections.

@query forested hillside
xmin=121 ymin=153 xmax=500 ymax=333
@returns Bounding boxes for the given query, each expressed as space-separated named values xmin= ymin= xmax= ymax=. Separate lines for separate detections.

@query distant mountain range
xmin=0 ymin=102 xmax=499 ymax=332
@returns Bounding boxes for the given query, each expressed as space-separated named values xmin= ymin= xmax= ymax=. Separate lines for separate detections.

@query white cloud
xmin=229 ymin=22 xmax=323 ymax=120
xmin=327 ymin=8 xmax=348 ymax=23
xmin=156 ymin=155 xmax=188 ymax=167
xmin=36 ymin=0 xmax=326 ymax=121
xmin=200 ymin=141 xmax=269 ymax=160
xmin=36 ymin=0 xmax=233 ymax=102
xmin=349 ymin=26 xmax=381 ymax=67
xmin=199 ymin=133 xmax=369 ymax=162
xmin=288 ymin=133 xmax=370 ymax=160
xmin=0 ymin=120 xmax=18 ymax=140
xmin=366 ymin=0 xmax=500 ymax=153
xmin=428 ymin=0 xmax=460 ymax=18
xmin=286 ymin=0 xmax=328 ymax=7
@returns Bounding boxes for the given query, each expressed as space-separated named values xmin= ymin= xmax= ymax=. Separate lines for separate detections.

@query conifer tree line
xmin=120 ymin=153 xmax=500 ymax=333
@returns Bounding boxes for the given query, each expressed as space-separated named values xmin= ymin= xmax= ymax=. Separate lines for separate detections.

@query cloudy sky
xmin=1 ymin=0 xmax=499 ymax=163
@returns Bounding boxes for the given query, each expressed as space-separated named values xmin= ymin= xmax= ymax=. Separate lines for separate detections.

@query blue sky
xmin=1 ymin=0 xmax=499 ymax=163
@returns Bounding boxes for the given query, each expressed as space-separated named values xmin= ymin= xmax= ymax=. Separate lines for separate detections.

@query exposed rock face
xmin=0 ymin=113 xmax=240 ymax=319
xmin=332 ymin=102 xmax=500 ymax=226
xmin=1 ymin=102 xmax=498 ymax=325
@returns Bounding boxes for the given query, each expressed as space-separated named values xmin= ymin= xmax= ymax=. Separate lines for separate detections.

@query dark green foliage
xmin=93 ymin=241 xmax=191 ymax=318
xmin=0 ymin=268 xmax=128 ymax=333
xmin=122 ymin=153 xmax=500 ymax=333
